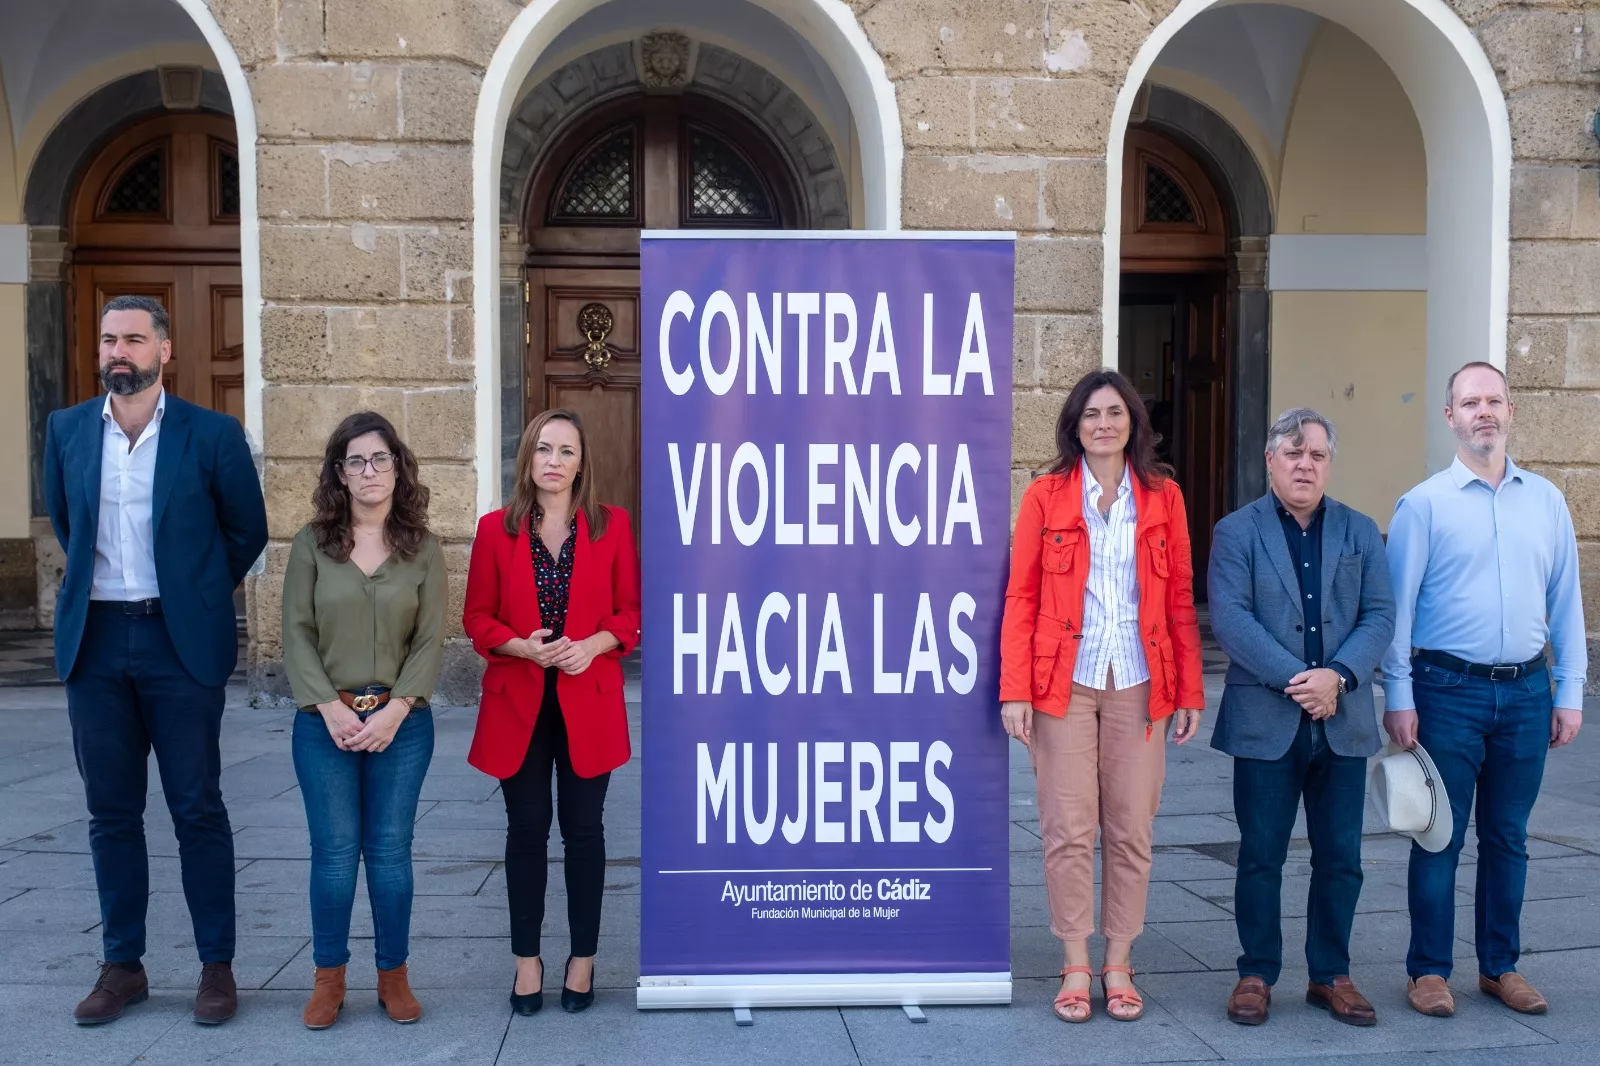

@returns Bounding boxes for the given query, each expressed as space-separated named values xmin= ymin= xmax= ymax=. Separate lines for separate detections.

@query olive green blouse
xmin=281 ymin=525 xmax=447 ymax=710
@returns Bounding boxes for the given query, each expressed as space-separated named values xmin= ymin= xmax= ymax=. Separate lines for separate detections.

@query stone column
xmin=209 ymin=0 xmax=513 ymax=702
xmin=26 ymin=226 xmax=69 ymax=629
xmin=500 ymin=228 xmax=526 ymax=501
xmin=1229 ymin=235 xmax=1269 ymax=509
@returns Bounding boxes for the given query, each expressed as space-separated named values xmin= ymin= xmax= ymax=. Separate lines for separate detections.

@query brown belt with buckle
xmin=338 ymin=687 xmax=391 ymax=712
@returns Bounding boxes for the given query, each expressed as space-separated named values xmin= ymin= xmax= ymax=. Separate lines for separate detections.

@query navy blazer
xmin=1206 ymin=493 xmax=1396 ymax=760
xmin=44 ymin=395 xmax=268 ymax=687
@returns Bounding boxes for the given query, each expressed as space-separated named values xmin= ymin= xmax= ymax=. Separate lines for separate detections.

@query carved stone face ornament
xmin=637 ymin=31 xmax=696 ymax=93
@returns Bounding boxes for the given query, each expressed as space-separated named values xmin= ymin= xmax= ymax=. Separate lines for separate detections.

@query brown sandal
xmin=1101 ymin=964 xmax=1145 ymax=1022
xmin=1053 ymin=965 xmax=1093 ymax=1023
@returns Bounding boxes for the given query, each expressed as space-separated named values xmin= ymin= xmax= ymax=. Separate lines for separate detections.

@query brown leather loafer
xmin=74 ymin=962 xmax=149 ymax=1025
xmin=194 ymin=961 xmax=238 ymax=1025
xmin=1480 ymin=972 xmax=1548 ymax=1015
xmin=1306 ymin=975 xmax=1377 ymax=1027
xmin=1408 ymin=975 xmax=1455 ymax=1017
xmin=1227 ymin=976 xmax=1272 ymax=1025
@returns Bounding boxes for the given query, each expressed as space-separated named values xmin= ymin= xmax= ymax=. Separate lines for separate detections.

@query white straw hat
xmin=1368 ymin=742 xmax=1453 ymax=854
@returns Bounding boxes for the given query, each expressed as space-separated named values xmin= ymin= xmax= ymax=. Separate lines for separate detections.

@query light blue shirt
xmin=1381 ymin=455 xmax=1587 ymax=710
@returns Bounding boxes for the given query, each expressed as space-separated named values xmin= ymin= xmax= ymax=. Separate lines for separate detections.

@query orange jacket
xmin=999 ymin=465 xmax=1205 ymax=720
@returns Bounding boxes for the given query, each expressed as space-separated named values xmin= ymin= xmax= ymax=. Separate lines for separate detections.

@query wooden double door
xmin=523 ymin=95 xmax=807 ymax=527
xmin=69 ymin=114 xmax=243 ymax=418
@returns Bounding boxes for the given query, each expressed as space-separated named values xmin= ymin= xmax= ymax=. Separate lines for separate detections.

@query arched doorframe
xmin=1138 ymin=85 xmax=1273 ymax=509
xmin=1105 ymin=0 xmax=1512 ymax=475
xmin=473 ymin=0 xmax=903 ymax=515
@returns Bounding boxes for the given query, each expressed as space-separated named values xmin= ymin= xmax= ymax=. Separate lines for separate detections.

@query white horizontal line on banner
xmin=640 ymin=230 xmax=1016 ymax=241
xmin=657 ymin=867 xmax=994 ymax=875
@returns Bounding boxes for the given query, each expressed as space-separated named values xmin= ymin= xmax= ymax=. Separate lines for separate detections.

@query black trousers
xmin=501 ymin=670 xmax=611 ymax=958
xmin=64 ymin=604 xmax=234 ymax=963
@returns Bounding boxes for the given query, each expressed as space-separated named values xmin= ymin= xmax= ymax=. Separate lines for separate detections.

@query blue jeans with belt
xmin=1232 ymin=714 xmax=1367 ymax=986
xmin=293 ymin=707 xmax=434 ymax=970
xmin=1407 ymin=656 xmax=1551 ymax=980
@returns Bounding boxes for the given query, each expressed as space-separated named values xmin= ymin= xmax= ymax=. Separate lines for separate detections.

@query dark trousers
xmin=64 ymin=604 xmax=234 ymax=963
xmin=501 ymin=672 xmax=610 ymax=958
xmin=1407 ymin=657 xmax=1551 ymax=980
xmin=1233 ymin=714 xmax=1366 ymax=986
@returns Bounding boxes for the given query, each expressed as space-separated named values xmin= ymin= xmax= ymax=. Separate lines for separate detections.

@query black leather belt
xmin=90 ymin=598 xmax=162 ymax=616
xmin=1415 ymin=649 xmax=1547 ymax=682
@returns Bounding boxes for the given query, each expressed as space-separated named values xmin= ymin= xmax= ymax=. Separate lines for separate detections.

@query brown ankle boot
xmin=377 ymin=963 xmax=422 ymax=1024
xmin=303 ymin=965 xmax=346 ymax=1030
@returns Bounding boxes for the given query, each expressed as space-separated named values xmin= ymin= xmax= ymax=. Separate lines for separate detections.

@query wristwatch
xmin=1335 ymin=672 xmax=1348 ymax=696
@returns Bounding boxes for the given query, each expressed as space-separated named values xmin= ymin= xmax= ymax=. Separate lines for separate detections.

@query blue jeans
xmin=293 ymin=707 xmax=434 ymax=970
xmin=65 ymin=605 xmax=234 ymax=963
xmin=1233 ymin=715 xmax=1367 ymax=986
xmin=1407 ymin=657 xmax=1551 ymax=980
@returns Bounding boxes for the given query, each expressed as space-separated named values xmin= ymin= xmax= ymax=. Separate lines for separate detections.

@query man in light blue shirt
xmin=1382 ymin=362 xmax=1585 ymax=1021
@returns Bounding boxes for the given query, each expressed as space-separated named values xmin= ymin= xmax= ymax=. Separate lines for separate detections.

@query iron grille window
xmin=688 ymin=131 xmax=771 ymax=220
xmin=217 ymin=150 xmax=241 ymax=217
xmin=555 ymin=129 xmax=636 ymax=218
xmin=1144 ymin=164 xmax=1196 ymax=224
xmin=105 ymin=150 xmax=164 ymax=215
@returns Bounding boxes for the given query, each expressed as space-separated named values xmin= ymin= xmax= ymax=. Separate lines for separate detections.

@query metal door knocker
xmin=578 ymin=302 xmax=615 ymax=371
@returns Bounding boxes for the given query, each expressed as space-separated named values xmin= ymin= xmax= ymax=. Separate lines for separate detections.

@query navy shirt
xmin=1274 ymin=496 xmax=1358 ymax=691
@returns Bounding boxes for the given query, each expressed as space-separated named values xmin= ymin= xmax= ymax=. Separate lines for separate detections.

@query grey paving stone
xmin=0 ymin=791 xmax=91 ymax=843
xmin=1133 ymin=963 xmax=1553 ymax=1060
xmin=1183 ymin=872 xmax=1472 ymax=919
xmin=1486 ymin=946 xmax=1600 ymax=1045
xmin=417 ymin=772 xmax=505 ymax=802
xmin=475 ymin=861 xmax=641 ymax=896
xmin=0 ymin=929 xmax=307 ymax=990
xmin=1516 ymin=855 xmax=1600 ymax=901
xmin=0 ymin=887 xmax=100 ymax=933
xmin=843 ymin=975 xmax=1218 ymax=1065
xmin=263 ymin=933 xmax=640 ymax=991
xmin=223 ymin=794 xmax=313 ymax=828
xmin=0 ymin=983 xmax=188 ymax=1066
xmin=132 ymin=988 xmax=511 ymax=1066
xmin=415 ymin=799 xmax=518 ymax=831
xmin=1149 ymin=909 xmax=1477 ymax=973
xmin=230 ymin=825 xmax=312 ymax=860
xmin=1009 ymin=923 xmax=1208 ymax=980
xmin=1152 ymin=814 xmax=1242 ymax=847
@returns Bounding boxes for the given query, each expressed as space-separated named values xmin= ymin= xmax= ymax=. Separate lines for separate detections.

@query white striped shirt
xmin=1074 ymin=458 xmax=1149 ymax=690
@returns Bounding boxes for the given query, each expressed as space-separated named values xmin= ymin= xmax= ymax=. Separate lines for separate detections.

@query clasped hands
xmin=498 ymin=628 xmax=609 ymax=675
xmin=316 ymin=696 xmax=413 ymax=752
xmin=1286 ymin=668 xmax=1341 ymax=720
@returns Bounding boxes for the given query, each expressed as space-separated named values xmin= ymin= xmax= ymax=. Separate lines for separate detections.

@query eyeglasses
xmin=339 ymin=452 xmax=394 ymax=476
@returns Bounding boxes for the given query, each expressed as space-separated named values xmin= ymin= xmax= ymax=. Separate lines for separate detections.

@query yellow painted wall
xmin=0 ymin=63 xmax=30 ymax=540
xmin=1270 ymin=23 xmax=1426 ymax=530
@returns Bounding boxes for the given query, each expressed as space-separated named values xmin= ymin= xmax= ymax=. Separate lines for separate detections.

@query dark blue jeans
xmin=1407 ymin=657 xmax=1551 ymax=980
xmin=64 ymin=605 xmax=234 ymax=963
xmin=1233 ymin=714 xmax=1367 ymax=986
xmin=293 ymin=707 xmax=434 ymax=970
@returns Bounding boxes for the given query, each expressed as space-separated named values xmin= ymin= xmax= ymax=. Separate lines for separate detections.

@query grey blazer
xmin=1206 ymin=494 xmax=1396 ymax=760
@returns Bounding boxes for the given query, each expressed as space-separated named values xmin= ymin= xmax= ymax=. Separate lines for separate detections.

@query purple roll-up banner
xmin=638 ymin=233 xmax=1015 ymax=1010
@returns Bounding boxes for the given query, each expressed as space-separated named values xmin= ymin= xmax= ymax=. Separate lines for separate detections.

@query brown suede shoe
xmin=377 ymin=963 xmax=422 ymax=1024
xmin=1480 ymin=972 xmax=1548 ymax=1015
xmin=74 ymin=963 xmax=149 ymax=1025
xmin=1227 ymin=976 xmax=1272 ymax=1026
xmin=1306 ymin=975 xmax=1377 ymax=1027
xmin=193 ymin=961 xmax=238 ymax=1025
xmin=303 ymin=965 xmax=346 ymax=1030
xmin=1407 ymin=975 xmax=1455 ymax=1018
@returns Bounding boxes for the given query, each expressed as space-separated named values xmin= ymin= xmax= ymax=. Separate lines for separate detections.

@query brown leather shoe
xmin=1306 ymin=975 xmax=1377 ymax=1027
xmin=74 ymin=962 xmax=149 ymax=1025
xmin=193 ymin=961 xmax=238 ymax=1025
xmin=1227 ymin=976 xmax=1272 ymax=1025
xmin=377 ymin=963 xmax=422 ymax=1024
xmin=1480 ymin=972 xmax=1548 ymax=1015
xmin=1407 ymin=975 xmax=1455 ymax=1017
xmin=303 ymin=965 xmax=346 ymax=1030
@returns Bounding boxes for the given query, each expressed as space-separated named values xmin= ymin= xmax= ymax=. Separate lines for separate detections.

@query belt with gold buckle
xmin=338 ymin=687 xmax=391 ymax=713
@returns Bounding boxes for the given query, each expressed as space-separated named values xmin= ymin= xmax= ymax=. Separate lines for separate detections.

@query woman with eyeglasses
xmin=282 ymin=411 xmax=446 ymax=1030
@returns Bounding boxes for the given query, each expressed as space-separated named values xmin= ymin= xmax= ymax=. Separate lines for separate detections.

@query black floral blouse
xmin=531 ymin=509 xmax=577 ymax=639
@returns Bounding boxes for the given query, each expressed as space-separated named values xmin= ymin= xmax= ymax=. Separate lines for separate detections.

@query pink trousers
xmin=1030 ymin=678 xmax=1167 ymax=942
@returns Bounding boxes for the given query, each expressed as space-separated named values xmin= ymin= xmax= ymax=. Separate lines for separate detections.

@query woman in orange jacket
xmin=1000 ymin=369 xmax=1205 ymax=1024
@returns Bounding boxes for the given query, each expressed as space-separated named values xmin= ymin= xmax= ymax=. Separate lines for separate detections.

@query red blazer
xmin=999 ymin=465 xmax=1204 ymax=721
xmin=463 ymin=505 xmax=641 ymax=779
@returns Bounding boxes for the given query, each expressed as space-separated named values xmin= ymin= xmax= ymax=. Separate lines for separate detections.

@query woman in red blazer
xmin=462 ymin=408 xmax=640 ymax=1017
xmin=998 ymin=370 xmax=1204 ymax=1024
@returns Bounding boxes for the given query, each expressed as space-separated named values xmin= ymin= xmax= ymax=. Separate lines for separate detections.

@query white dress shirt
xmin=91 ymin=390 xmax=166 ymax=601
xmin=1074 ymin=458 xmax=1150 ymax=690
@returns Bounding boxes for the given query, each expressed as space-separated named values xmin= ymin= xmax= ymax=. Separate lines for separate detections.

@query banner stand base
xmin=638 ymin=972 xmax=1012 ymax=1011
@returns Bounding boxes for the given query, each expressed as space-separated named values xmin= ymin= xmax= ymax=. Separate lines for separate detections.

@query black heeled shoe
xmin=561 ymin=956 xmax=595 ymax=1013
xmin=510 ymin=959 xmax=543 ymax=1016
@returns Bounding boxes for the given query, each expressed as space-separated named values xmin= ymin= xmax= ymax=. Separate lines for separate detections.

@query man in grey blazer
xmin=1208 ymin=408 xmax=1396 ymax=1028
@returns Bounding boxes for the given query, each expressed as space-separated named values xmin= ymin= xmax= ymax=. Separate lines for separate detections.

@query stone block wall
xmin=198 ymin=0 xmax=1600 ymax=696
xmin=218 ymin=0 xmax=515 ymax=703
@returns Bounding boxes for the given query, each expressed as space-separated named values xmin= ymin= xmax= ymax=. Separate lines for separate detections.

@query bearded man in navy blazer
xmin=44 ymin=295 xmax=267 ymax=1027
